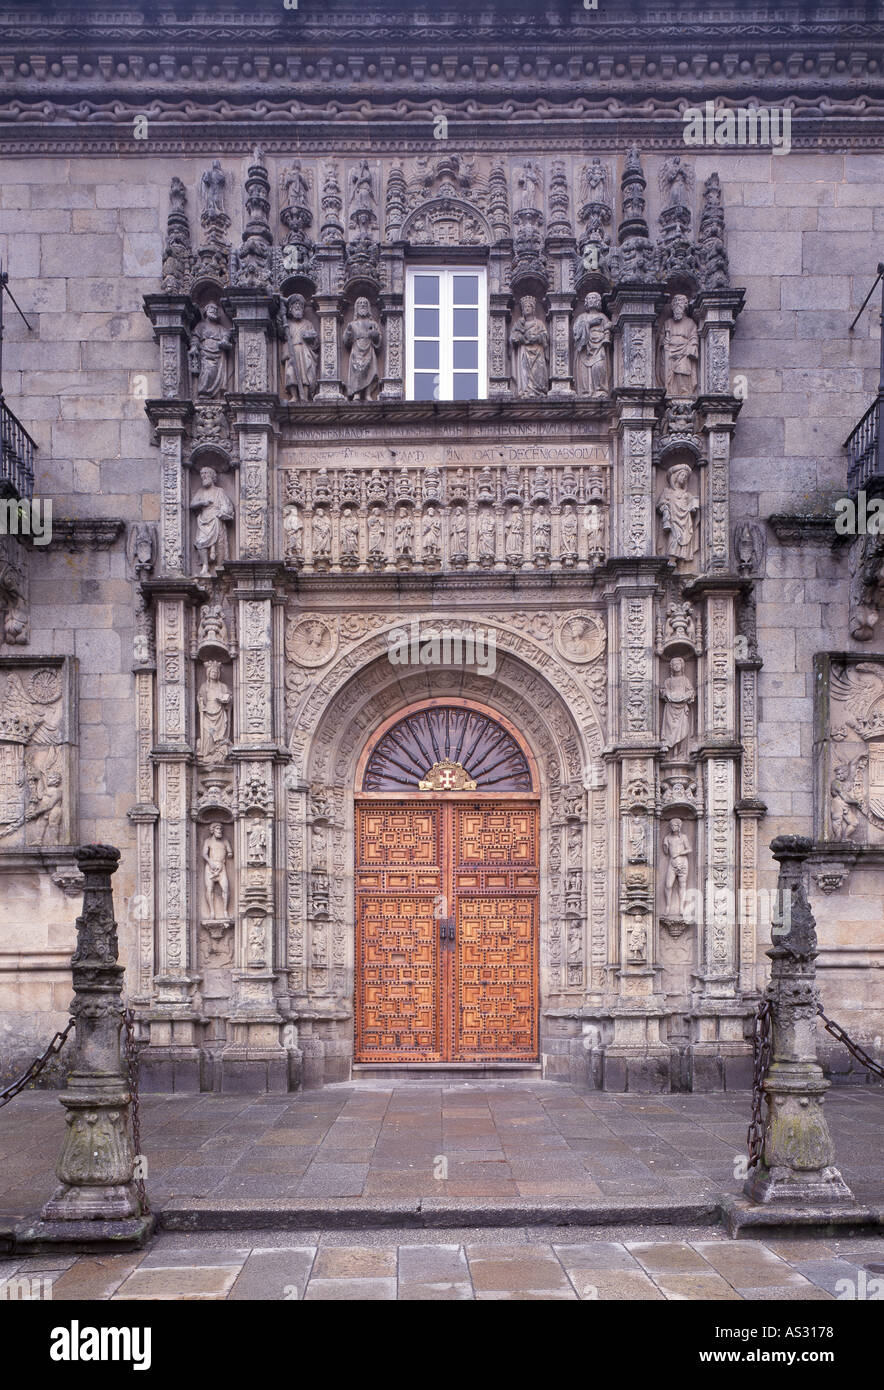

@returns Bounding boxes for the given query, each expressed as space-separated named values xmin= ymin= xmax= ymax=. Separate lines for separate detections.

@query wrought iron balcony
xmin=845 ymin=393 xmax=884 ymax=497
xmin=0 ymin=397 xmax=36 ymax=500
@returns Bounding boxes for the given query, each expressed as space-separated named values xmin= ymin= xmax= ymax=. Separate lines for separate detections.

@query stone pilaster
xmin=609 ymin=283 xmax=666 ymax=558
xmin=379 ymin=243 xmax=405 ymax=400
xmin=146 ymin=401 xmax=192 ymax=578
xmin=694 ymin=289 xmax=745 ymax=573
xmin=224 ymin=288 xmax=278 ymax=396
xmin=143 ymin=293 xmax=198 ymax=403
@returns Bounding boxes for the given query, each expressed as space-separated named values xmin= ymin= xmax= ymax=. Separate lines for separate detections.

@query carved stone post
xmin=379 ymin=244 xmax=405 ymax=400
xmin=744 ymin=835 xmax=855 ymax=1207
xmin=19 ymin=846 xmax=155 ymax=1251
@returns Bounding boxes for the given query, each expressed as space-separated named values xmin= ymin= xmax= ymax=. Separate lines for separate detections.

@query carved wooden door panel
xmin=452 ymin=805 xmax=539 ymax=1061
xmin=355 ymin=804 xmax=444 ymax=1062
xmin=356 ymin=800 xmax=539 ymax=1064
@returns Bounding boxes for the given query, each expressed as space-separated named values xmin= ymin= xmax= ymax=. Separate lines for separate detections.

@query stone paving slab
xmin=3 ymin=1227 xmax=881 ymax=1301
xmin=1 ymin=1083 xmax=881 ymax=1229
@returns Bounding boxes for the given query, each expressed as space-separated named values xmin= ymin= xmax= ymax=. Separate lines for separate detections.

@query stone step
xmin=350 ymin=1062 xmax=544 ymax=1084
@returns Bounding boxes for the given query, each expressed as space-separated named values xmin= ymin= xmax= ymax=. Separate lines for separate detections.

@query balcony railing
xmin=845 ymin=392 xmax=884 ymax=497
xmin=0 ymin=398 xmax=36 ymax=500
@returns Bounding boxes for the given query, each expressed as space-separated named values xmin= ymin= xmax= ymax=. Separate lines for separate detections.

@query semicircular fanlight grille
xmin=362 ymin=706 xmax=533 ymax=792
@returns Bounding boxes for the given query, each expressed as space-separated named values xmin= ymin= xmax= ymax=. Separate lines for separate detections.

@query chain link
xmin=746 ymin=996 xmax=772 ymax=1171
xmin=0 ymin=1017 xmax=75 ymax=1109
xmin=123 ymin=1007 xmax=150 ymax=1215
xmin=818 ymin=1006 xmax=884 ymax=1082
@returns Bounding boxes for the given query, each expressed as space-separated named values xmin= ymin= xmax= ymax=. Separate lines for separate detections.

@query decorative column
xmin=744 ymin=836 xmax=855 ymax=1209
xmin=545 ymin=158 xmax=576 ymax=397
xmin=379 ymin=243 xmax=405 ymax=400
xmin=18 ymin=846 xmax=154 ymax=1251
xmin=488 ymin=160 xmax=513 ymax=398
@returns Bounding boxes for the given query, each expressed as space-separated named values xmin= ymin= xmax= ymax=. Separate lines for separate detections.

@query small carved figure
xmin=246 ymin=821 xmax=268 ymax=865
xmin=422 ymin=507 xmax=441 ymax=560
xmin=830 ymin=764 xmax=862 ymax=842
xmin=572 ymin=292 xmax=611 ymax=398
xmin=505 ymin=508 xmax=524 ymax=565
xmin=662 ymin=818 xmax=692 ymax=918
xmin=585 ymin=503 xmax=605 ymax=560
xmin=202 ymin=822 xmax=233 ymax=918
xmin=516 ymin=160 xmax=542 ymax=212
xmin=450 ymin=505 xmax=468 ymax=558
xmin=657 ymin=462 xmax=699 ymax=563
xmin=661 ymin=154 xmax=691 ymax=209
xmin=281 ymin=161 xmax=311 ymax=211
xmin=29 ymin=771 xmax=64 ymax=846
xmin=191 ymin=466 xmax=234 ymax=576
xmin=283 ymin=505 xmax=303 ymax=561
xmin=661 ymin=294 xmax=699 ymax=398
xmin=189 ymin=303 xmax=232 ymax=399
xmin=477 ymin=510 xmax=497 ymax=563
xmin=311 ymin=511 xmax=332 ymax=561
xmin=560 ymin=503 xmax=578 ymax=562
xmin=340 ymin=508 xmax=360 ymax=559
xmin=199 ymin=159 xmax=226 ymax=219
xmin=510 ymin=296 xmax=549 ymax=397
xmin=367 ymin=509 xmax=386 ymax=555
xmin=343 ymin=296 xmax=382 ymax=400
xmin=394 ymin=508 xmax=413 ymax=560
xmin=197 ymin=659 xmax=232 ymax=764
xmin=533 ymin=506 xmax=551 ymax=558
xmin=281 ymin=293 xmax=319 ymax=402
xmin=660 ymin=657 xmax=695 ymax=757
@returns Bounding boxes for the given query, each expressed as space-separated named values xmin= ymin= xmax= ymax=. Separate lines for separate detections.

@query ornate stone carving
xmin=657 ymin=461 xmax=699 ymax=562
xmin=734 ymin=520 xmax=766 ymax=578
xmin=196 ymin=660 xmax=232 ymax=764
xmin=0 ymin=536 xmax=29 ymax=646
xmin=201 ymin=822 xmax=234 ymax=919
xmin=698 ymin=172 xmax=729 ymax=289
xmin=660 ymin=657 xmax=695 ymax=757
xmin=280 ymin=293 xmax=319 ymax=402
xmin=848 ymin=531 xmax=884 ymax=642
xmin=285 ymin=614 xmax=338 ymax=668
xmin=231 ymin=147 xmax=273 ymax=291
xmin=161 ymin=176 xmax=193 ymax=293
xmin=555 ymin=613 xmax=606 ymax=665
xmin=510 ymin=295 xmax=549 ymax=397
xmin=0 ymin=662 xmax=72 ymax=848
xmin=659 ymin=295 xmax=699 ymax=399
xmin=189 ymin=303 xmax=233 ymax=399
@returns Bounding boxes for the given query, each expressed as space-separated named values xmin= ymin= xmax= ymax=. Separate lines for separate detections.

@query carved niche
xmin=0 ymin=658 xmax=77 ymax=851
xmin=816 ymin=654 xmax=884 ymax=848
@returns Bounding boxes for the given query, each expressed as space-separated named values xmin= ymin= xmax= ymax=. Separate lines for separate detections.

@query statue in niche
xmin=516 ymin=160 xmax=542 ymax=212
xmin=450 ymin=506 xmax=468 ymax=560
xmin=533 ymin=506 xmax=551 ymax=559
xmin=660 ymin=657 xmax=695 ymax=758
xmin=477 ymin=510 xmax=497 ymax=563
xmin=367 ymin=509 xmax=386 ymax=556
xmin=572 ymin=292 xmax=611 ymax=398
xmin=199 ymin=159 xmax=227 ymax=219
xmin=661 ymin=154 xmax=691 ymax=210
xmin=510 ymin=296 xmax=549 ymax=397
xmin=422 ymin=507 xmax=441 ymax=561
xmin=281 ymin=161 xmax=311 ymax=212
xmin=189 ymin=303 xmax=233 ymax=399
xmin=283 ymin=505 xmax=303 ymax=562
xmin=505 ymin=508 xmax=524 ymax=566
xmin=202 ymin=822 xmax=233 ymax=918
xmin=349 ymin=159 xmax=376 ymax=232
xmin=246 ymin=821 xmax=268 ymax=865
xmin=585 ymin=503 xmax=605 ymax=560
xmin=660 ymin=294 xmax=699 ymax=398
xmin=311 ymin=511 xmax=332 ymax=562
xmin=560 ymin=503 xmax=578 ymax=563
xmin=197 ymin=660 xmax=232 ymax=764
xmin=394 ymin=508 xmax=413 ymax=561
xmin=343 ymin=296 xmax=382 ymax=400
xmin=191 ymin=466 xmax=234 ymax=576
xmin=657 ymin=461 xmax=699 ymax=563
xmin=579 ymin=156 xmax=610 ymax=205
xmin=662 ymin=818 xmax=692 ymax=919
xmin=340 ymin=508 xmax=360 ymax=560
xmin=281 ymin=293 xmax=319 ymax=402
xmin=247 ymin=919 xmax=267 ymax=966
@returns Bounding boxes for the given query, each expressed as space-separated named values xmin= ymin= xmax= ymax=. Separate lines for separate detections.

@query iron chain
xmin=746 ymin=996 xmax=772 ymax=1171
xmin=818 ymin=1006 xmax=884 ymax=1082
xmin=123 ymin=1007 xmax=150 ymax=1215
xmin=0 ymin=1017 xmax=75 ymax=1109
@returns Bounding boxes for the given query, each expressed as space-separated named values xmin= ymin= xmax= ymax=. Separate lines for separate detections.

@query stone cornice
xmin=49 ymin=518 xmax=125 ymax=551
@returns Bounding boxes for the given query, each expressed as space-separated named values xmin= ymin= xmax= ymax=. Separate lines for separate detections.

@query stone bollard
xmin=743 ymin=834 xmax=855 ymax=1209
xmin=16 ymin=845 xmax=155 ymax=1252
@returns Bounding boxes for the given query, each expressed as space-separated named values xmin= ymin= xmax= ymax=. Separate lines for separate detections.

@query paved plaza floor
xmin=1 ymin=1081 xmax=881 ymax=1215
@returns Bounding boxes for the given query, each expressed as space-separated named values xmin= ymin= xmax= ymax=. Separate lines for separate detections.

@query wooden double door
xmin=355 ymin=800 xmax=539 ymax=1063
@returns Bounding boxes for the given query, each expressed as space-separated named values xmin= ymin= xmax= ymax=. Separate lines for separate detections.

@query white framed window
xmin=406 ymin=266 xmax=487 ymax=402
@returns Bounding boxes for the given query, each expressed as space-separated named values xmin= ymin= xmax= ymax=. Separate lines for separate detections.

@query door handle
xmin=439 ymin=916 xmax=455 ymax=944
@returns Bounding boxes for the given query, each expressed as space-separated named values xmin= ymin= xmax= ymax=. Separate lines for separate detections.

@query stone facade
xmin=0 ymin=0 xmax=881 ymax=1092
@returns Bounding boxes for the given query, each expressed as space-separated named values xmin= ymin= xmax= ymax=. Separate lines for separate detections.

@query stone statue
xmin=199 ymin=159 xmax=226 ymax=219
xmin=191 ymin=466 xmax=234 ymax=576
xmin=572 ymin=292 xmax=611 ymax=397
xmin=516 ymin=160 xmax=542 ymax=212
xmin=510 ymin=296 xmax=549 ymax=397
xmin=477 ymin=510 xmax=496 ymax=563
xmin=661 ymin=154 xmax=691 ymax=209
xmin=197 ymin=660 xmax=232 ymax=764
xmin=661 ymin=294 xmax=699 ymax=398
xmin=367 ymin=510 xmax=386 ymax=555
xmin=660 ymin=657 xmax=695 ymax=757
xmin=533 ymin=506 xmax=551 ymax=558
xmin=281 ymin=293 xmax=319 ymax=402
xmin=343 ymin=296 xmax=382 ymax=400
xmin=662 ymin=818 xmax=692 ymax=918
xmin=189 ymin=303 xmax=233 ymax=399
xmin=585 ymin=503 xmax=605 ymax=560
xmin=560 ymin=503 xmax=578 ymax=562
xmin=283 ymin=505 xmax=303 ymax=562
xmin=282 ymin=161 xmax=311 ymax=212
xmin=450 ymin=506 xmax=468 ymax=559
xmin=311 ymin=511 xmax=332 ymax=561
xmin=422 ymin=507 xmax=441 ymax=560
xmin=394 ymin=508 xmax=413 ymax=560
xmin=830 ymin=764 xmax=862 ymax=842
xmin=246 ymin=821 xmax=268 ymax=865
xmin=505 ymin=508 xmax=524 ymax=565
xmin=30 ymin=771 xmax=64 ymax=847
xmin=657 ymin=462 xmax=699 ymax=562
xmin=202 ymin=822 xmax=233 ymax=918
xmin=340 ymin=508 xmax=360 ymax=559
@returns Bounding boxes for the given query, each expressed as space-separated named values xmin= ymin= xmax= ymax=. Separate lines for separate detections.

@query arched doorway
xmin=354 ymin=699 xmax=540 ymax=1064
